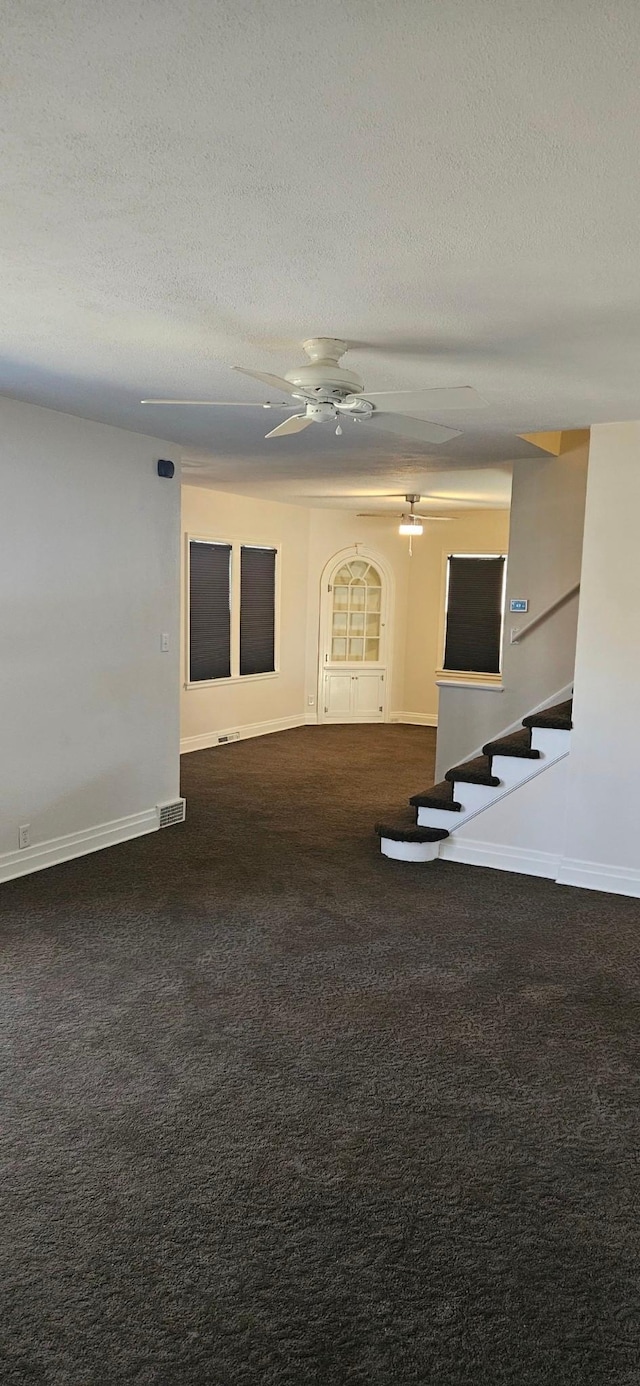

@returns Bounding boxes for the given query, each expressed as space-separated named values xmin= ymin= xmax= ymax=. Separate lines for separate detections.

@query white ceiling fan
xmin=355 ymin=493 xmax=455 ymax=535
xmin=141 ymin=337 xmax=486 ymax=445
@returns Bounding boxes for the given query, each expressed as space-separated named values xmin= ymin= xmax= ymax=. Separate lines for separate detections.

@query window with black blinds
xmin=443 ymin=555 xmax=506 ymax=674
xmin=189 ymin=541 xmax=231 ymax=681
xmin=240 ymin=546 xmax=276 ymax=676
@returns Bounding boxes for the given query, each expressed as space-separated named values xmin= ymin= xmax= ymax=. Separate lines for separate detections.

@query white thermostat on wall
xmin=509 ymin=598 xmax=529 ymax=613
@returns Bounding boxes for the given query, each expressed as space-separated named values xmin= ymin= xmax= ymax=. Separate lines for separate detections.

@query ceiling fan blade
xmin=141 ymin=398 xmax=296 ymax=407
xmin=265 ymin=413 xmax=314 ymax=439
xmin=414 ymin=514 xmax=454 ymax=521
xmin=357 ymin=511 xmax=453 ymax=520
xmin=361 ymin=386 xmax=486 ymax=410
xmin=365 ymin=412 xmax=462 ymax=445
xmin=232 ymin=366 xmax=304 ymax=397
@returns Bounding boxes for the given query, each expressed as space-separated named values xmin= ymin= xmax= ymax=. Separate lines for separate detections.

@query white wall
xmin=437 ymin=424 xmax=640 ymax=900
xmin=440 ymin=757 xmax=570 ymax=879
xmin=0 ymin=398 xmax=180 ymax=881
xmin=181 ymin=486 xmax=311 ymax=748
xmin=558 ymin=422 xmax=640 ymax=897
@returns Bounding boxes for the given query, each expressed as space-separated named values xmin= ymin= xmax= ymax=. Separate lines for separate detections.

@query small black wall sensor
xmin=157 ymin=459 xmax=175 ymax=479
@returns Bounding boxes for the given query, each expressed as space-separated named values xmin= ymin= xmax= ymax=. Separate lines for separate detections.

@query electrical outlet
xmin=307 ymin=695 xmax=315 ymax=706
xmin=18 ymin=824 xmax=30 ymax=850
xmin=161 ymin=633 xmax=170 ymax=652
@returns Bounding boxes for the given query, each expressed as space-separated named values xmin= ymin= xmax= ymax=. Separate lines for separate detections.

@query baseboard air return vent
xmin=218 ymin=731 xmax=240 ymax=744
xmin=156 ymin=798 xmax=186 ymax=828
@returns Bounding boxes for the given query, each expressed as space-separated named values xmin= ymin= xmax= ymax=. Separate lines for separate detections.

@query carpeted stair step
xmin=444 ymin=755 xmax=500 ymax=787
xmin=482 ymin=729 xmax=540 ymax=760
xmin=374 ymin=817 xmax=449 ymax=843
xmin=523 ymin=698 xmax=573 ymax=731
xmin=409 ymin=780 xmax=462 ymax=812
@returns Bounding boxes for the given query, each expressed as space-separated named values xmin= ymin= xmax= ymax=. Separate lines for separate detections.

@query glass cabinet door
xmin=330 ymin=561 xmax=382 ymax=662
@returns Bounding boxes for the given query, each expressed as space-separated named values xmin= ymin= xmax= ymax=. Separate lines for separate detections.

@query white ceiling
xmin=3 ymin=1 xmax=640 ymax=508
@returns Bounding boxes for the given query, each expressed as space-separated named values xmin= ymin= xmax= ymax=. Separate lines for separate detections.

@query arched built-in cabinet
xmin=318 ymin=548 xmax=392 ymax=723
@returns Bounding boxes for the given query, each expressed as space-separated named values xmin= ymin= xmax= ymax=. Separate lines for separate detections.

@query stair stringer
xmin=438 ymin=754 xmax=570 ymax=879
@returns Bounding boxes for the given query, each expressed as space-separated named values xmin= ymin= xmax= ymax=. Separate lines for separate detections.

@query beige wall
xmin=181 ymin=482 xmax=510 ymax=745
xmin=181 ymin=485 xmax=311 ymax=746
xmin=403 ymin=509 xmax=511 ymax=725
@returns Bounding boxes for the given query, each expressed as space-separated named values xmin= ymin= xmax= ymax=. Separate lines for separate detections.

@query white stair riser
xmin=416 ymin=806 xmax=462 ymax=829
xmin=530 ymin=727 xmax=571 ymax=759
xmin=419 ymin=742 xmax=572 ymax=830
xmin=449 ymin=780 xmax=502 ymax=814
xmin=380 ymin=837 xmax=441 ymax=863
xmin=490 ymin=754 xmax=540 ymax=788
xmin=418 ymin=780 xmax=502 ymax=827
xmin=416 ymin=724 xmax=573 ymax=832
xmin=421 ymin=759 xmax=545 ymax=820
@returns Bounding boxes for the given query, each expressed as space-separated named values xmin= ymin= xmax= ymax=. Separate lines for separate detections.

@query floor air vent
xmin=156 ymin=798 xmax=186 ymax=828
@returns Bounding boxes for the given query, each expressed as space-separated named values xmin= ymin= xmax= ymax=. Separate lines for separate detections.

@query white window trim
xmin=184 ymin=532 xmax=281 ymax=689
xmin=439 ymin=551 xmax=508 ymax=677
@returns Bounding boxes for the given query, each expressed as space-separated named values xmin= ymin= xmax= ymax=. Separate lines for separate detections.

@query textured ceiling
xmin=2 ymin=0 xmax=640 ymax=506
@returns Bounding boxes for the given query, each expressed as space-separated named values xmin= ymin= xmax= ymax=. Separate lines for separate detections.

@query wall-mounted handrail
xmin=510 ymin=583 xmax=580 ymax=644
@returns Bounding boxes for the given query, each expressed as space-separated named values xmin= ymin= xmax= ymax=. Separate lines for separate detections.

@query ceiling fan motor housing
xmin=285 ymin=337 xmax=364 ymax=399
xmin=306 ymin=401 xmax=338 ymax=424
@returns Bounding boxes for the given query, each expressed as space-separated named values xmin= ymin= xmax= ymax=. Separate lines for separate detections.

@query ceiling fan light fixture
xmin=399 ymin=514 xmax=423 ymax=536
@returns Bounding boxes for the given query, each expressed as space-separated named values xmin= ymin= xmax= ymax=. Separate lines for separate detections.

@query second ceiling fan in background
xmin=355 ymin=494 xmax=454 ymax=536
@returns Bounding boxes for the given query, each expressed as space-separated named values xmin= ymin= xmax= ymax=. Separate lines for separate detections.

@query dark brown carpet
xmin=2 ymin=724 xmax=640 ymax=1385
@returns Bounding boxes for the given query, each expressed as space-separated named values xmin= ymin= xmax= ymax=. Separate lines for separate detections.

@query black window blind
xmin=443 ymin=555 xmax=505 ymax=673
xmin=189 ymin=541 xmax=231 ymax=681
xmin=240 ymin=546 xmax=276 ymax=676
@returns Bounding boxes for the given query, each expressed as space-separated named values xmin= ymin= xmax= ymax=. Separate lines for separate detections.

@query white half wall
xmin=0 ymin=397 xmax=181 ymax=880
xmin=558 ymin=421 xmax=640 ymax=898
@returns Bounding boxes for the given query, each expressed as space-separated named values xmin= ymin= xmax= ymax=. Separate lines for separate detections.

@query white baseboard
xmin=439 ymin=837 xmax=640 ymax=898
xmin=556 ymin=857 xmax=640 ymax=899
xmin=181 ymin=713 xmax=312 ymax=754
xmin=0 ymin=807 xmax=159 ymax=885
xmin=389 ymin=711 xmax=438 ymax=727
xmin=439 ymin=835 xmax=560 ymax=879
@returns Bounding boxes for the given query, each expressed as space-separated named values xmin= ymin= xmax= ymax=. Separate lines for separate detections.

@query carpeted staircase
xmin=376 ymin=698 xmax=573 ymax=862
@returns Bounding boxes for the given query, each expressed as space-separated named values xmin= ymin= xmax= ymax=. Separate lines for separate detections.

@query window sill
xmin=185 ymin=671 xmax=279 ymax=690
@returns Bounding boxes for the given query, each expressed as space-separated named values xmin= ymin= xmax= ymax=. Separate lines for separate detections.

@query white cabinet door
xmin=353 ymin=672 xmax=384 ymax=719
xmin=323 ymin=671 xmax=385 ymax=721
xmin=324 ymin=673 xmax=353 ymax=718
